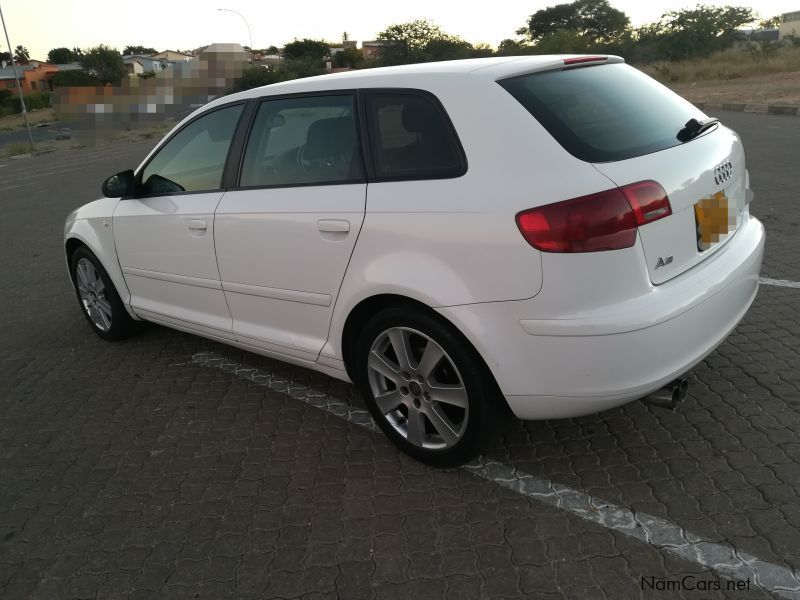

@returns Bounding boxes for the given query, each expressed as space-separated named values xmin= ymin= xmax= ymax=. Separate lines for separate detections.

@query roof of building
xmin=0 ymin=67 xmax=27 ymax=80
xmin=53 ymin=63 xmax=83 ymax=71
xmin=153 ymin=49 xmax=194 ymax=57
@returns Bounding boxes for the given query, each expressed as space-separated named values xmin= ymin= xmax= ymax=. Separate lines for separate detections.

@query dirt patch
xmin=669 ymin=71 xmax=800 ymax=106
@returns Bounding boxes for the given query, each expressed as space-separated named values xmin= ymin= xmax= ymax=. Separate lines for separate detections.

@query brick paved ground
xmin=0 ymin=112 xmax=798 ymax=599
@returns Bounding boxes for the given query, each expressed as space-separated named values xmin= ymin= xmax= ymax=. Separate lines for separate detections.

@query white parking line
xmin=191 ymin=350 xmax=800 ymax=599
xmin=761 ymin=278 xmax=800 ymax=289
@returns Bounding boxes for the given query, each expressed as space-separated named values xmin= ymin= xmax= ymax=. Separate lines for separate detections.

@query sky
xmin=1 ymin=0 xmax=796 ymax=60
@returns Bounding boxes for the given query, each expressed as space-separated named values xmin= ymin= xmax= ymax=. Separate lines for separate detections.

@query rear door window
xmin=363 ymin=91 xmax=465 ymax=180
xmin=240 ymin=94 xmax=363 ymax=187
xmin=499 ymin=63 xmax=707 ymax=163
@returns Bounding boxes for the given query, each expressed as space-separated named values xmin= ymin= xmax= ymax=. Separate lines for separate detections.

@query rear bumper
xmin=437 ymin=215 xmax=764 ymax=419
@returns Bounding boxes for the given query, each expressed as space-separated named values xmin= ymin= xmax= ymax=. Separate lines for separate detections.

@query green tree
xmin=79 ymin=45 xmax=126 ymax=85
xmin=423 ymin=37 xmax=474 ymax=61
xmin=282 ymin=39 xmax=330 ymax=61
xmin=0 ymin=51 xmax=11 ymax=64
xmin=14 ymin=45 xmax=30 ymax=63
xmin=534 ymin=29 xmax=594 ymax=53
xmin=520 ymin=0 xmax=630 ymax=44
xmin=377 ymin=19 xmax=468 ymax=65
xmin=758 ymin=15 xmax=781 ymax=29
xmin=231 ymin=66 xmax=281 ymax=91
xmin=470 ymin=43 xmax=495 ymax=58
xmin=496 ymin=39 xmax=533 ymax=56
xmin=333 ymin=46 xmax=364 ymax=68
xmin=52 ymin=70 xmax=100 ymax=87
xmin=122 ymin=45 xmax=157 ymax=56
xmin=642 ymin=5 xmax=757 ymax=60
xmin=279 ymin=56 xmax=327 ymax=79
xmin=47 ymin=47 xmax=80 ymax=63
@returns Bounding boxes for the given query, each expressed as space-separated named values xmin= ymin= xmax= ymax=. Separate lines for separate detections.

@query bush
xmin=0 ymin=90 xmax=51 ymax=114
xmin=52 ymin=70 xmax=100 ymax=87
xmin=231 ymin=66 xmax=282 ymax=92
xmin=25 ymin=91 xmax=51 ymax=110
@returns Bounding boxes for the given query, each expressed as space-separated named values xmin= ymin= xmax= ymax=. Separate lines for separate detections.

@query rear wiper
xmin=677 ymin=117 xmax=719 ymax=142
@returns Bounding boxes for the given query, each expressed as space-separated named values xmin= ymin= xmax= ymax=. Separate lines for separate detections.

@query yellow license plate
xmin=694 ymin=191 xmax=733 ymax=251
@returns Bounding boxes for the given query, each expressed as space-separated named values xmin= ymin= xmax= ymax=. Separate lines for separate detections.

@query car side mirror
xmin=101 ymin=170 xmax=136 ymax=198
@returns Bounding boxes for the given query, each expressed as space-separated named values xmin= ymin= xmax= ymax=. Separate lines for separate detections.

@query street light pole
xmin=216 ymin=8 xmax=253 ymax=55
xmin=0 ymin=2 xmax=34 ymax=152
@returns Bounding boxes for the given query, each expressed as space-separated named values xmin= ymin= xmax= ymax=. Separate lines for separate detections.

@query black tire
xmin=353 ymin=305 xmax=501 ymax=467
xmin=69 ymin=246 xmax=135 ymax=341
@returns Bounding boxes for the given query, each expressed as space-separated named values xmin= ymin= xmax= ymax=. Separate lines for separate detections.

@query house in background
xmin=257 ymin=54 xmax=284 ymax=70
xmin=780 ymin=10 xmax=800 ymax=39
xmin=330 ymin=39 xmax=358 ymax=56
xmin=151 ymin=50 xmax=194 ymax=61
xmin=0 ymin=60 xmax=59 ymax=92
xmin=123 ymin=55 xmax=165 ymax=76
xmin=360 ymin=40 xmax=384 ymax=61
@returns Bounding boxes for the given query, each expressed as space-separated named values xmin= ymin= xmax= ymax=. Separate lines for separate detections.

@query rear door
xmin=213 ymin=93 xmax=366 ymax=361
xmin=500 ymin=62 xmax=747 ymax=284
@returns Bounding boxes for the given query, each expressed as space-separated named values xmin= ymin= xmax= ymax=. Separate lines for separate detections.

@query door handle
xmin=317 ymin=219 xmax=350 ymax=233
xmin=187 ymin=219 xmax=207 ymax=231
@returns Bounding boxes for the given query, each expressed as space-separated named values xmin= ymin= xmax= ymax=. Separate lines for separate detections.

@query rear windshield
xmin=499 ymin=63 xmax=706 ymax=163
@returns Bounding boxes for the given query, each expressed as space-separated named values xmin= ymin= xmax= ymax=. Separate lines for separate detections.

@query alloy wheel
xmin=75 ymin=258 xmax=112 ymax=331
xmin=366 ymin=327 xmax=469 ymax=450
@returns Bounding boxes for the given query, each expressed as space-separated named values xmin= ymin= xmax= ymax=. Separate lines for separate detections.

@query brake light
xmin=516 ymin=181 xmax=671 ymax=253
xmin=563 ymin=56 xmax=607 ymax=65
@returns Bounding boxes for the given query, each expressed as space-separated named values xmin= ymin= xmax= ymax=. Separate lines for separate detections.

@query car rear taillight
xmin=620 ymin=180 xmax=672 ymax=225
xmin=516 ymin=181 xmax=671 ymax=253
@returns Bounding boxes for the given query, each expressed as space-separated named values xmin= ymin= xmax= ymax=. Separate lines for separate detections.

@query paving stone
xmin=1 ymin=118 xmax=796 ymax=599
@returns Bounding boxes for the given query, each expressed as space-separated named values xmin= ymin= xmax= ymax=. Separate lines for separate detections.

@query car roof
xmin=205 ymin=54 xmax=625 ymax=109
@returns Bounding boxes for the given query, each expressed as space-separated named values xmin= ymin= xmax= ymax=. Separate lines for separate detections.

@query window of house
xmin=140 ymin=103 xmax=243 ymax=194
xmin=363 ymin=91 xmax=465 ymax=180
xmin=240 ymin=94 xmax=363 ymax=187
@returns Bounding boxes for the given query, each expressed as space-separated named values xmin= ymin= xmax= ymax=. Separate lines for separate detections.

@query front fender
xmin=64 ymin=199 xmax=138 ymax=319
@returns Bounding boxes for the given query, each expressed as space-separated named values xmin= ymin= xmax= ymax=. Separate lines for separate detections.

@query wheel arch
xmin=340 ymin=293 xmax=508 ymax=413
xmin=64 ymin=222 xmax=136 ymax=319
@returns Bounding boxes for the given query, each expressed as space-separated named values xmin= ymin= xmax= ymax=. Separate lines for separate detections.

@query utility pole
xmin=0 ymin=3 xmax=34 ymax=152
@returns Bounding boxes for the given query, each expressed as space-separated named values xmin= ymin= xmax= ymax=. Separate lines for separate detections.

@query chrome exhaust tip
xmin=642 ymin=377 xmax=689 ymax=410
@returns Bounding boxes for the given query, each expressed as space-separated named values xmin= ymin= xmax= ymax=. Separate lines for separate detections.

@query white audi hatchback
xmin=65 ymin=55 xmax=764 ymax=466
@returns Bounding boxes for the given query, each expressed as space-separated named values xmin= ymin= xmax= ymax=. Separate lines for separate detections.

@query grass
xmin=4 ymin=142 xmax=31 ymax=157
xmin=0 ymin=107 xmax=57 ymax=131
xmin=642 ymin=45 xmax=800 ymax=84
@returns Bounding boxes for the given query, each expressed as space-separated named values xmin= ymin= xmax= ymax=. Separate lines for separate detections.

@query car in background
xmin=64 ymin=55 xmax=764 ymax=466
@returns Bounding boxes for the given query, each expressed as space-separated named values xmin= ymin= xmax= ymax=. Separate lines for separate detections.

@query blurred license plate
xmin=694 ymin=191 xmax=732 ymax=251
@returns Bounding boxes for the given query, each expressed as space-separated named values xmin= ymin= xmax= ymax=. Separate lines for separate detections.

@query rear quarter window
xmin=363 ymin=91 xmax=466 ymax=180
xmin=499 ymin=63 xmax=706 ymax=163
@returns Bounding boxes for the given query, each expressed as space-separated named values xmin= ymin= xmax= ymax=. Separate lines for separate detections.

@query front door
xmin=214 ymin=93 xmax=366 ymax=360
xmin=114 ymin=103 xmax=244 ymax=338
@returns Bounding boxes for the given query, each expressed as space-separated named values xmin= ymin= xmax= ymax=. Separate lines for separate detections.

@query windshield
xmin=499 ymin=63 xmax=707 ymax=163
